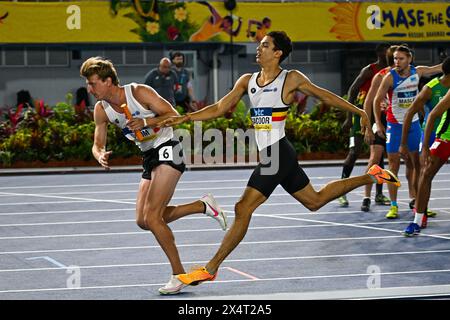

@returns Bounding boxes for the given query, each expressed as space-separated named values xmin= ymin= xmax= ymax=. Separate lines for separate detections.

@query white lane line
xmin=0 ymin=186 xmax=245 ymax=197
xmin=0 ymin=219 xmax=135 ymax=227
xmin=1 ymin=184 xmax=450 ymax=197
xmin=2 ymin=248 xmax=450 ymax=273
xmin=26 ymin=256 xmax=67 ymax=268
xmin=0 ymin=180 xmax=249 ymax=191
xmin=264 ymin=214 xmax=450 ymax=241
xmin=0 ymin=171 xmax=449 ymax=191
xmin=2 ymin=268 xmax=450 ymax=294
xmin=0 ymin=208 xmax=132 ymax=216
xmin=0 ymin=191 xmax=135 ymax=206
xmin=3 ymin=206 xmax=450 ymax=228
xmin=1 ymin=192 xmax=449 ymax=207
xmin=1 ymin=235 xmax=449 ymax=255
xmin=187 ymin=284 xmax=450 ymax=300
xmin=2 ymin=203 xmax=450 ymax=217
xmin=223 ymin=267 xmax=260 ymax=280
xmin=1 ymin=221 xmax=450 ymax=241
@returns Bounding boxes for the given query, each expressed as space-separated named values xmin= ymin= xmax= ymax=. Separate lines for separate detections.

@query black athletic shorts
xmin=247 ymin=137 xmax=310 ymax=198
xmin=141 ymin=139 xmax=186 ymax=180
xmin=371 ymin=112 xmax=387 ymax=147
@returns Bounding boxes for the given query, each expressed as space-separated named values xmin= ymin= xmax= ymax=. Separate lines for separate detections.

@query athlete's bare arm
xmin=231 ymin=17 xmax=243 ymax=36
xmin=373 ymin=73 xmax=393 ymax=138
xmin=159 ymin=74 xmax=251 ymax=126
xmin=92 ymin=102 xmax=112 ymax=169
xmin=343 ymin=65 xmax=375 ymax=130
xmin=348 ymin=65 xmax=374 ymax=105
xmin=286 ymin=70 xmax=372 ymax=135
xmin=363 ymin=72 xmax=383 ymax=125
xmin=126 ymin=84 xmax=179 ymax=131
xmin=416 ymin=63 xmax=443 ymax=78
xmin=422 ymin=89 xmax=450 ymax=164
xmin=247 ymin=19 xmax=262 ymax=30
xmin=362 ymin=73 xmax=384 ymax=144
xmin=400 ymin=86 xmax=431 ymax=147
xmin=198 ymin=1 xmax=221 ymax=24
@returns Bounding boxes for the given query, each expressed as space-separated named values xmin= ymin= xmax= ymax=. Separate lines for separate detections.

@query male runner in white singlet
xmin=159 ymin=32 xmax=401 ymax=288
xmin=80 ymin=57 xmax=228 ymax=295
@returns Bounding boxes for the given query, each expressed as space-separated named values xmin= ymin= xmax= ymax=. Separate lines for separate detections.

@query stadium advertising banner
xmin=0 ymin=1 xmax=449 ymax=43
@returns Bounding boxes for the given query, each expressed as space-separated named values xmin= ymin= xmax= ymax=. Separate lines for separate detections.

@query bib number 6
xmin=159 ymin=146 xmax=173 ymax=161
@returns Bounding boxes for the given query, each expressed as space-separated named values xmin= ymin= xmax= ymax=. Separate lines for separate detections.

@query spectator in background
xmin=12 ymin=90 xmax=34 ymax=122
xmin=16 ymin=89 xmax=51 ymax=118
xmin=74 ymin=87 xmax=93 ymax=121
xmin=16 ymin=90 xmax=35 ymax=113
xmin=144 ymin=57 xmax=178 ymax=107
xmin=171 ymin=51 xmax=197 ymax=113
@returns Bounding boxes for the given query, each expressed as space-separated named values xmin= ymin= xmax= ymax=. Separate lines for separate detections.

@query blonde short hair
xmin=80 ymin=57 xmax=119 ymax=85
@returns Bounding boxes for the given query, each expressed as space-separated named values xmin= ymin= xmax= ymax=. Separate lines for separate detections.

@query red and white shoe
xmin=201 ymin=193 xmax=228 ymax=231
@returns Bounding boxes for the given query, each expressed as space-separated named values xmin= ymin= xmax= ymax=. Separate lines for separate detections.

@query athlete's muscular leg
xmin=136 ymin=180 xmax=205 ymax=231
xmin=386 ymin=152 xmax=400 ymax=203
xmin=206 ymin=187 xmax=267 ymax=274
xmin=364 ymin=144 xmax=384 ymax=198
xmin=162 ymin=201 xmax=206 ymax=224
xmin=341 ymin=135 xmax=363 ymax=179
xmin=136 ymin=178 xmax=151 ymax=230
xmin=416 ymin=155 xmax=446 ymax=213
xmin=375 ymin=153 xmax=385 ymax=196
xmin=142 ymin=165 xmax=185 ymax=275
xmin=292 ymin=174 xmax=374 ymax=211
xmin=407 ymin=150 xmax=420 ymax=201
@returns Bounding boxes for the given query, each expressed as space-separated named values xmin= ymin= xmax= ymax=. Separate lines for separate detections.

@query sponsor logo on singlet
xmin=397 ymin=90 xmax=417 ymax=108
xmin=262 ymin=87 xmax=278 ymax=93
xmin=122 ymin=127 xmax=158 ymax=141
xmin=250 ymin=107 xmax=272 ymax=130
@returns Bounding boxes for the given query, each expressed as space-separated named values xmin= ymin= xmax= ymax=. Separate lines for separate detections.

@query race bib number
xmin=397 ymin=91 xmax=417 ymax=109
xmin=159 ymin=146 xmax=173 ymax=161
xmin=251 ymin=107 xmax=272 ymax=131
xmin=386 ymin=132 xmax=391 ymax=144
xmin=430 ymin=141 xmax=441 ymax=150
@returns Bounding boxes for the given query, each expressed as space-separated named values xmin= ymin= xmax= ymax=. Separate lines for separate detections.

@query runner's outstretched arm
xmin=158 ymin=74 xmax=250 ymax=126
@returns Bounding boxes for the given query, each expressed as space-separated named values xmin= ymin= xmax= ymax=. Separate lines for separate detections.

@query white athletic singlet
xmin=102 ymin=83 xmax=173 ymax=152
xmin=387 ymin=65 xmax=419 ymax=124
xmin=248 ymin=69 xmax=289 ymax=150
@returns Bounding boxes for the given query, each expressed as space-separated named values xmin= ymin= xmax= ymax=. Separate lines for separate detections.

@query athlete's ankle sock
xmin=391 ymin=201 xmax=398 ymax=207
xmin=414 ymin=210 xmax=424 ymax=225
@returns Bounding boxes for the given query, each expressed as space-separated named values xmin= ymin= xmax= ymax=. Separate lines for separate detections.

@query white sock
xmin=414 ymin=212 xmax=424 ymax=225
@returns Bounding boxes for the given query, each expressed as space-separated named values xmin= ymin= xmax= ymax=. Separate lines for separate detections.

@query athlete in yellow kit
xmin=246 ymin=17 xmax=271 ymax=42
xmin=189 ymin=1 xmax=242 ymax=42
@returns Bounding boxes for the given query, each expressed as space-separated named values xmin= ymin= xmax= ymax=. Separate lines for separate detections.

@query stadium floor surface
xmin=1 ymin=164 xmax=450 ymax=300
